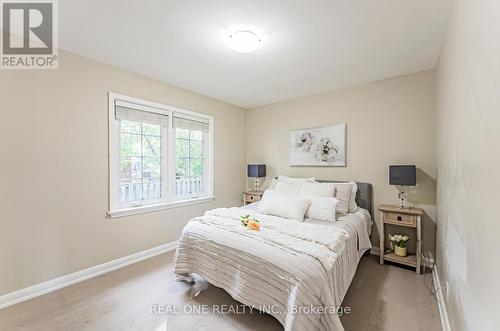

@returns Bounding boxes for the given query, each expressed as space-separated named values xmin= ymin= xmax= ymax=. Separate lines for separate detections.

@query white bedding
xmin=246 ymin=201 xmax=372 ymax=247
xmin=173 ymin=203 xmax=372 ymax=331
xmin=198 ymin=208 xmax=349 ymax=270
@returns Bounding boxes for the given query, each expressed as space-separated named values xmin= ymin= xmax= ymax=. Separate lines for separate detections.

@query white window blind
xmin=115 ymin=102 xmax=168 ymax=127
xmin=173 ymin=114 xmax=209 ymax=133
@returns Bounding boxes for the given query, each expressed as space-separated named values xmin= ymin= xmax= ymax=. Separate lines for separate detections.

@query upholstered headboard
xmin=316 ymin=180 xmax=374 ymax=219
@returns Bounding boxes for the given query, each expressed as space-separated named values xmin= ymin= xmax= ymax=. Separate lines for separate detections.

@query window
xmin=116 ymin=106 xmax=168 ymax=207
xmin=174 ymin=116 xmax=209 ymax=200
xmin=109 ymin=93 xmax=213 ymax=218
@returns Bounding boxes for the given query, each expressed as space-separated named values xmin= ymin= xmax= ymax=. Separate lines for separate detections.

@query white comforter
xmin=173 ymin=206 xmax=372 ymax=331
xmin=198 ymin=208 xmax=349 ymax=270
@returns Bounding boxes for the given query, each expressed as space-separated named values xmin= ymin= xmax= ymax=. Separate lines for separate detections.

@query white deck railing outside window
xmin=120 ymin=177 xmax=204 ymax=203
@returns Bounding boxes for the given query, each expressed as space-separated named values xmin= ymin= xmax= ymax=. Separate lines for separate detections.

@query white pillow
xmin=333 ymin=182 xmax=358 ymax=213
xmin=278 ymin=176 xmax=316 ymax=183
xmin=348 ymin=182 xmax=358 ymax=212
xmin=300 ymin=182 xmax=335 ymax=197
xmin=268 ymin=177 xmax=279 ymax=190
xmin=259 ymin=190 xmax=311 ymax=221
xmin=305 ymin=197 xmax=338 ymax=222
xmin=269 ymin=176 xmax=316 ymax=194
xmin=274 ymin=180 xmax=302 ymax=195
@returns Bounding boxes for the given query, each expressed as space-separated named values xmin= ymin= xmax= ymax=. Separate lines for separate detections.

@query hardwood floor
xmin=0 ymin=253 xmax=442 ymax=331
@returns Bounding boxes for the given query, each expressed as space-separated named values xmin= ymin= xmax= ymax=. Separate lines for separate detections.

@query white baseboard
xmin=369 ymin=247 xmax=435 ymax=267
xmin=432 ymin=265 xmax=451 ymax=331
xmin=0 ymin=241 xmax=177 ymax=310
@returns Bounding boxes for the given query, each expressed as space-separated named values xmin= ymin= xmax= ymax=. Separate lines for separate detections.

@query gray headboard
xmin=316 ymin=180 xmax=373 ymax=218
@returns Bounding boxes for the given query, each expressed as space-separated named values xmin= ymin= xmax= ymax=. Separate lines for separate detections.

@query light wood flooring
xmin=0 ymin=252 xmax=442 ymax=331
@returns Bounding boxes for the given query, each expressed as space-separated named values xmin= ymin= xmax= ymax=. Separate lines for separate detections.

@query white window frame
xmin=108 ymin=92 xmax=214 ymax=218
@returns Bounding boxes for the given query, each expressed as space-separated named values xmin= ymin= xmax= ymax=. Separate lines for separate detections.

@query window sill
xmin=108 ymin=196 xmax=215 ymax=219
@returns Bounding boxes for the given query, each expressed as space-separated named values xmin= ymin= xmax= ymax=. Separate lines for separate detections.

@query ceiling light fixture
xmin=228 ymin=30 xmax=262 ymax=53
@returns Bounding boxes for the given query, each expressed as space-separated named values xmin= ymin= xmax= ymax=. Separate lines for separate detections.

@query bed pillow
xmin=348 ymin=182 xmax=358 ymax=212
xmin=268 ymin=177 xmax=279 ymax=190
xmin=333 ymin=182 xmax=358 ymax=213
xmin=278 ymin=175 xmax=316 ymax=183
xmin=270 ymin=176 xmax=316 ymax=194
xmin=333 ymin=184 xmax=351 ymax=214
xmin=305 ymin=197 xmax=338 ymax=222
xmin=300 ymin=182 xmax=336 ymax=197
xmin=259 ymin=190 xmax=311 ymax=221
xmin=274 ymin=180 xmax=302 ymax=195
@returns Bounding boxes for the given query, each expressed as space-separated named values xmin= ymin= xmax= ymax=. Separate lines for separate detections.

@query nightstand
xmin=378 ymin=204 xmax=423 ymax=274
xmin=243 ymin=191 xmax=263 ymax=205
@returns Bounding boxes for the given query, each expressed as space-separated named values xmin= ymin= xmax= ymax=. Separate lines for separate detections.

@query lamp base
xmin=398 ymin=186 xmax=408 ymax=209
xmin=399 ymin=200 xmax=412 ymax=209
xmin=253 ymin=177 xmax=260 ymax=192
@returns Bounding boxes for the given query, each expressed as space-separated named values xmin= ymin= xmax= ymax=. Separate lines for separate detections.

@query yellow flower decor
xmin=240 ymin=214 xmax=260 ymax=231
xmin=247 ymin=220 xmax=261 ymax=231
xmin=240 ymin=214 xmax=251 ymax=226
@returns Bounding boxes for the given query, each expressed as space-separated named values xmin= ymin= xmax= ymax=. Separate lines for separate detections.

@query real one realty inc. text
xmin=151 ymin=304 xmax=352 ymax=316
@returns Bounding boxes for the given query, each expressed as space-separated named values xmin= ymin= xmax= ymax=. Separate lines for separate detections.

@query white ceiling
xmin=60 ymin=0 xmax=453 ymax=108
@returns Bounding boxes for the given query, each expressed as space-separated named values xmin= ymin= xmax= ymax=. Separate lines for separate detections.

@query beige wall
xmin=435 ymin=0 xmax=500 ymax=330
xmin=246 ymin=71 xmax=437 ymax=256
xmin=0 ymin=51 xmax=246 ymax=295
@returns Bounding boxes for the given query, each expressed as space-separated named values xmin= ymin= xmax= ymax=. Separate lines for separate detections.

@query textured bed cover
xmin=173 ymin=205 xmax=372 ymax=331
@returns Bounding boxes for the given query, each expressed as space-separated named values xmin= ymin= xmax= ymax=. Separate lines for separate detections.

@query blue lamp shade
xmin=247 ymin=164 xmax=266 ymax=178
xmin=389 ymin=165 xmax=416 ymax=186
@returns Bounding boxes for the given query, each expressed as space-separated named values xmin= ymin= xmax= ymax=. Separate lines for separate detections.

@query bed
xmin=173 ymin=181 xmax=373 ymax=331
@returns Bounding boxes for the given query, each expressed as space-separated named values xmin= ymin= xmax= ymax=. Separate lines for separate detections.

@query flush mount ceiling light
xmin=228 ymin=30 xmax=262 ymax=53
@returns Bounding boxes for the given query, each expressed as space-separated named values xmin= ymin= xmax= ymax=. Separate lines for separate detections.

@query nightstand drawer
xmin=243 ymin=191 xmax=264 ymax=205
xmin=384 ymin=212 xmax=416 ymax=227
xmin=245 ymin=194 xmax=261 ymax=202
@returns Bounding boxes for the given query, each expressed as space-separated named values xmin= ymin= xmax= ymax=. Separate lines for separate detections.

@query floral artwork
xmin=289 ymin=124 xmax=346 ymax=166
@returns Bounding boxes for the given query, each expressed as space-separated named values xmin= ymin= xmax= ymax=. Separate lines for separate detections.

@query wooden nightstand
xmin=378 ymin=204 xmax=423 ymax=274
xmin=243 ymin=191 xmax=263 ymax=205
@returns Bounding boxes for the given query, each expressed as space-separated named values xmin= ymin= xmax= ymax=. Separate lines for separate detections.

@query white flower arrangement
xmin=390 ymin=234 xmax=410 ymax=248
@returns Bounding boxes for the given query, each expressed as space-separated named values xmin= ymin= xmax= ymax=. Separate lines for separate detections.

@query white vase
xmin=394 ymin=245 xmax=407 ymax=257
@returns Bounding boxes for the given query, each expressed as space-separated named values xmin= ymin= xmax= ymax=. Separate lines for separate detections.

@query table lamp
xmin=389 ymin=165 xmax=416 ymax=208
xmin=247 ymin=164 xmax=266 ymax=192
